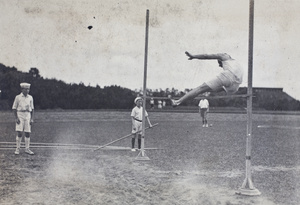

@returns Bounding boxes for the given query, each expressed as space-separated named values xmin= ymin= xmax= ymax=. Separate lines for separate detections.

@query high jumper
xmin=171 ymin=51 xmax=244 ymax=107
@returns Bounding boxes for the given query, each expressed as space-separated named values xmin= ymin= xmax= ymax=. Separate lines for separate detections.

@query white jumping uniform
xmin=206 ymin=59 xmax=243 ymax=94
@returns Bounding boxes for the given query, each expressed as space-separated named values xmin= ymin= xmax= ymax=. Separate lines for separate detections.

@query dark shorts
xmin=200 ymin=108 xmax=208 ymax=118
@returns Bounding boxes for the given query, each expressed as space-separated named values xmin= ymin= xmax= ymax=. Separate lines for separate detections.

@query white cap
xmin=134 ymin=97 xmax=143 ymax=104
xmin=20 ymin=83 xmax=31 ymax=89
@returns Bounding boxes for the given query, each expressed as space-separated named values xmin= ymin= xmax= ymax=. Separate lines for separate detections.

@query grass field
xmin=0 ymin=110 xmax=299 ymax=205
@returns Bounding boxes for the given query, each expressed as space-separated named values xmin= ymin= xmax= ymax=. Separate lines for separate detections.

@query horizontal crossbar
xmin=145 ymin=94 xmax=252 ymax=100
xmin=145 ymin=96 xmax=172 ymax=100
xmin=195 ymin=94 xmax=252 ymax=100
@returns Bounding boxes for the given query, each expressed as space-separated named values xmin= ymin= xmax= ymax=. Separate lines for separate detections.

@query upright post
xmin=237 ymin=0 xmax=261 ymax=195
xmin=136 ymin=9 xmax=150 ymax=161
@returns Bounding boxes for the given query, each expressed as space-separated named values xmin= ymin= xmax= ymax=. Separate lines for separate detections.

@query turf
xmin=0 ymin=110 xmax=299 ymax=204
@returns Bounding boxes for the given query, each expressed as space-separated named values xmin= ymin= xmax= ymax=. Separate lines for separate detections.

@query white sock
xmin=16 ymin=136 xmax=21 ymax=149
xmin=25 ymin=138 xmax=30 ymax=149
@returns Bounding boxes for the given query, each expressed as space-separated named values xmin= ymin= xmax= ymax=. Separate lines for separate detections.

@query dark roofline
xmin=239 ymin=87 xmax=283 ymax=91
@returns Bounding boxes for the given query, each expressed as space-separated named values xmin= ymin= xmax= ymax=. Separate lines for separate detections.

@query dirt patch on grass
xmin=0 ymin=148 xmax=276 ymax=205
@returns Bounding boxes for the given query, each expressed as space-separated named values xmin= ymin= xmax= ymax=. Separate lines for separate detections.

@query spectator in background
xmin=150 ymin=98 xmax=154 ymax=109
xmin=198 ymin=93 xmax=209 ymax=127
xmin=157 ymin=100 xmax=162 ymax=109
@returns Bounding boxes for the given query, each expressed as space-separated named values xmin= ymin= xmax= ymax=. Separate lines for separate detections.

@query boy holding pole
xmin=130 ymin=97 xmax=152 ymax=151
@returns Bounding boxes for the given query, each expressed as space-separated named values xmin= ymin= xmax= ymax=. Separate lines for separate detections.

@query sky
xmin=1 ymin=0 xmax=300 ymax=100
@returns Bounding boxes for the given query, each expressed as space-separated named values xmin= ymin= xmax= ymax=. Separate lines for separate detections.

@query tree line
xmin=0 ymin=63 xmax=299 ymax=111
xmin=0 ymin=64 xmax=136 ymax=110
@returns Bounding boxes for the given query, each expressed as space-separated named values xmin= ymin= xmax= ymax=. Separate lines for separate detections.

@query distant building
xmin=253 ymin=87 xmax=283 ymax=93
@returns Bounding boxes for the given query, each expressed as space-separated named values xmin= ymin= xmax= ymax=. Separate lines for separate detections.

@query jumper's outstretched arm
xmin=185 ymin=51 xmax=231 ymax=61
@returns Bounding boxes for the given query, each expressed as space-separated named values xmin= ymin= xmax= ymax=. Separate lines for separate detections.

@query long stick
xmin=93 ymin=123 xmax=158 ymax=151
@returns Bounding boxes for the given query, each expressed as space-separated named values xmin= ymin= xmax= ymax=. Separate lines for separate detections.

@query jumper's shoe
xmin=170 ymin=99 xmax=178 ymax=108
xmin=14 ymin=148 xmax=20 ymax=155
xmin=25 ymin=149 xmax=34 ymax=155
xmin=131 ymin=148 xmax=136 ymax=152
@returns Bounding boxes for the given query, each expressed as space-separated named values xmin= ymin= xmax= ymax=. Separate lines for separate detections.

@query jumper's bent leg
xmin=173 ymin=83 xmax=212 ymax=106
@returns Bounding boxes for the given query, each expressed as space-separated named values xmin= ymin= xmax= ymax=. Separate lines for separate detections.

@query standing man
xmin=150 ymin=98 xmax=154 ymax=109
xmin=130 ymin=97 xmax=152 ymax=151
xmin=12 ymin=83 xmax=35 ymax=155
xmin=198 ymin=93 xmax=209 ymax=127
xmin=157 ymin=100 xmax=162 ymax=109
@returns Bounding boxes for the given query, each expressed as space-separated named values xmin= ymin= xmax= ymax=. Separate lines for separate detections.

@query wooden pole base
xmin=236 ymin=177 xmax=261 ymax=196
xmin=236 ymin=187 xmax=261 ymax=196
xmin=135 ymin=150 xmax=150 ymax=161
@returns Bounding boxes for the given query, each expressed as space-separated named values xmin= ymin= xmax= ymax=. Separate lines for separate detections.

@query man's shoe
xmin=131 ymin=148 xmax=136 ymax=152
xmin=206 ymin=124 xmax=209 ymax=127
xmin=25 ymin=149 xmax=34 ymax=155
xmin=14 ymin=149 xmax=20 ymax=155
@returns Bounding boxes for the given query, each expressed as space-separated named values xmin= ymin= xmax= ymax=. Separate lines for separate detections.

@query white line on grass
xmin=257 ymin=125 xmax=300 ymax=130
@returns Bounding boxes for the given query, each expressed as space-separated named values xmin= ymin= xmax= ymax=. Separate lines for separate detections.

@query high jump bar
xmin=145 ymin=94 xmax=252 ymax=100
xmin=195 ymin=94 xmax=252 ymax=100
